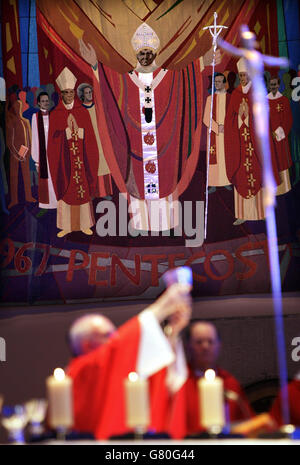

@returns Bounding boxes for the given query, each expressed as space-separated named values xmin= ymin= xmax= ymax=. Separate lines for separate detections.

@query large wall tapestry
xmin=1 ymin=0 xmax=300 ymax=305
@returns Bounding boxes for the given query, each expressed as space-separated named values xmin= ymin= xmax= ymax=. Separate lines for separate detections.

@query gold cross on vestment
xmin=242 ymin=127 xmax=250 ymax=142
xmin=248 ymin=173 xmax=256 ymax=187
xmin=276 ymin=103 xmax=283 ymax=112
xmin=71 ymin=142 xmax=79 ymax=155
xmin=210 ymin=146 xmax=215 ymax=154
xmin=73 ymin=170 xmax=81 ymax=184
xmin=244 ymin=158 xmax=252 ymax=172
xmin=72 ymin=130 xmax=78 ymax=141
xmin=78 ymin=185 xmax=85 ymax=198
xmin=246 ymin=143 xmax=254 ymax=156
xmin=75 ymin=157 xmax=83 ymax=170
xmin=246 ymin=189 xmax=253 ymax=199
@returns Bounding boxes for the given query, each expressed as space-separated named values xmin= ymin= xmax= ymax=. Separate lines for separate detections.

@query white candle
xmin=198 ymin=369 xmax=225 ymax=430
xmin=124 ymin=372 xmax=150 ymax=429
xmin=46 ymin=368 xmax=73 ymax=430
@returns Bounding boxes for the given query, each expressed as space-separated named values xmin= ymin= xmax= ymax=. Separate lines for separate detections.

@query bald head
xmin=187 ymin=321 xmax=221 ymax=371
xmin=69 ymin=314 xmax=116 ymax=356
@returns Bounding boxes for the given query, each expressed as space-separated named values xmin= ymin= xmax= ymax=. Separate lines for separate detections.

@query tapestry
xmin=1 ymin=0 xmax=300 ymax=305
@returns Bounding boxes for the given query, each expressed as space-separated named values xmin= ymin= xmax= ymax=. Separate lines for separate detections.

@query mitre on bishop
xmin=56 ymin=67 xmax=77 ymax=91
xmin=237 ymin=57 xmax=249 ymax=74
xmin=131 ymin=23 xmax=160 ymax=52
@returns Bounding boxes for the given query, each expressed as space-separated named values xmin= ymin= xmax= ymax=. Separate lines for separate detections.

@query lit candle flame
xmin=204 ymin=369 xmax=216 ymax=382
xmin=54 ymin=368 xmax=65 ymax=381
xmin=128 ymin=372 xmax=139 ymax=382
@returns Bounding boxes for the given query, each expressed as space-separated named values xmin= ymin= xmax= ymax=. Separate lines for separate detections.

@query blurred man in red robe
xmin=164 ymin=320 xmax=254 ymax=439
xmin=47 ymin=67 xmax=99 ymax=237
xmin=66 ymin=282 xmax=192 ymax=439
xmin=267 ymin=76 xmax=293 ymax=196
xmin=224 ymin=58 xmax=280 ymax=225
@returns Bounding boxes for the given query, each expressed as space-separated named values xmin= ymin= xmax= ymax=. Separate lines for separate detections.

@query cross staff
xmin=203 ymin=13 xmax=228 ymax=239
xmin=218 ymin=25 xmax=290 ymax=427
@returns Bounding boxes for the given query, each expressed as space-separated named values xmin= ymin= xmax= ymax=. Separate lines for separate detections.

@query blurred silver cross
xmin=218 ymin=25 xmax=290 ymax=427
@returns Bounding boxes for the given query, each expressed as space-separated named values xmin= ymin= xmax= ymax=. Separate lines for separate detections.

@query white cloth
xmin=166 ymin=338 xmax=188 ymax=393
xmin=274 ymin=126 xmax=286 ymax=141
xmin=137 ymin=310 xmax=188 ymax=395
xmin=137 ymin=310 xmax=175 ymax=378
xmin=267 ymin=91 xmax=282 ymax=100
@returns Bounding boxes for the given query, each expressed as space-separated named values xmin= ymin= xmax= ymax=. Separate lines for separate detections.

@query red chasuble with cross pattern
xmin=47 ymin=99 xmax=98 ymax=205
xmin=224 ymin=85 xmax=281 ymax=199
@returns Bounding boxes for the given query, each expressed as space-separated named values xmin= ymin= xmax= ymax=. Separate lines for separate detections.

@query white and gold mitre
xmin=56 ymin=67 xmax=77 ymax=91
xmin=237 ymin=57 xmax=249 ymax=73
xmin=131 ymin=23 xmax=160 ymax=52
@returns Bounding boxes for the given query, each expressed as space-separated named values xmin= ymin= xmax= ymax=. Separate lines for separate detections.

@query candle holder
xmin=1 ymin=404 xmax=29 ymax=444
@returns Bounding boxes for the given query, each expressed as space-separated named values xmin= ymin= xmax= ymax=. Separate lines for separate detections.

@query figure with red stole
xmin=79 ymin=23 xmax=220 ymax=234
xmin=267 ymin=76 xmax=293 ymax=196
xmin=47 ymin=67 xmax=99 ymax=237
xmin=224 ymin=58 xmax=281 ymax=225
